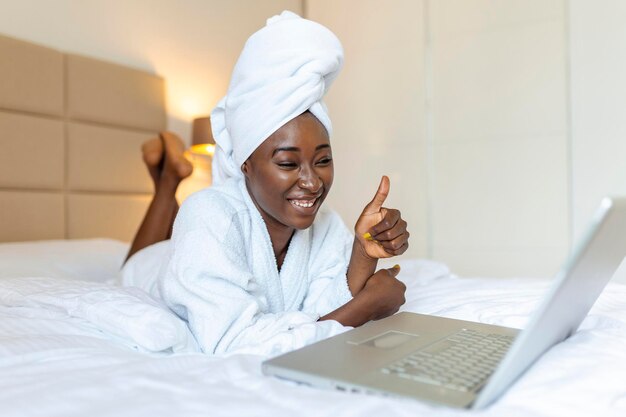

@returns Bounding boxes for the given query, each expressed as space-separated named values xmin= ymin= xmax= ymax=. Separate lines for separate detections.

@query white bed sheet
xmin=1 ymin=240 xmax=626 ymax=417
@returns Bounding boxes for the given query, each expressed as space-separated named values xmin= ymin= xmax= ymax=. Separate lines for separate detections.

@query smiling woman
xmin=122 ymin=11 xmax=410 ymax=356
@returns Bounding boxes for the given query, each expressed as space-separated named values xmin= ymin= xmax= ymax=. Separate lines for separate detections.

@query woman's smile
xmin=287 ymin=195 xmax=321 ymax=214
xmin=289 ymin=198 xmax=316 ymax=208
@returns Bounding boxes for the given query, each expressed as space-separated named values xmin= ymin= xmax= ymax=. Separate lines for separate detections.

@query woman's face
xmin=242 ymin=112 xmax=334 ymax=232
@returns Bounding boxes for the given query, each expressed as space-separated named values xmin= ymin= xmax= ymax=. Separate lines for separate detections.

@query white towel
xmin=211 ymin=10 xmax=344 ymax=184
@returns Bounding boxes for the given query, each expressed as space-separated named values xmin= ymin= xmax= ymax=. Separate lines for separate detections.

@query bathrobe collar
xmin=238 ymin=178 xmax=312 ymax=313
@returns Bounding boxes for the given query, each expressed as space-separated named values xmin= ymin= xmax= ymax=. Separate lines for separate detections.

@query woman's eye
xmin=277 ymin=162 xmax=297 ymax=168
xmin=316 ymin=157 xmax=332 ymax=165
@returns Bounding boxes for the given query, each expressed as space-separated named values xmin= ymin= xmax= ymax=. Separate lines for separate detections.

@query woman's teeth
xmin=290 ymin=199 xmax=316 ymax=208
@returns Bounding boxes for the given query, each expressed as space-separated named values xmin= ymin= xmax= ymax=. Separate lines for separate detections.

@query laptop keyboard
xmin=380 ymin=329 xmax=514 ymax=392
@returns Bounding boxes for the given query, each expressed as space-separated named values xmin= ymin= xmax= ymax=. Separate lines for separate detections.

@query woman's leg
xmin=124 ymin=132 xmax=192 ymax=263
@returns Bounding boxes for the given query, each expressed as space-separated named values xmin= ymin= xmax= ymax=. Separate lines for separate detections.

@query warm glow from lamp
xmin=189 ymin=143 xmax=215 ymax=156
xmin=176 ymin=97 xmax=205 ymax=120
xmin=176 ymin=116 xmax=215 ymax=203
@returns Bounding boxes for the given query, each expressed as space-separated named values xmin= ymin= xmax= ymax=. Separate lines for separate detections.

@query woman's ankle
xmin=154 ymin=177 xmax=181 ymax=198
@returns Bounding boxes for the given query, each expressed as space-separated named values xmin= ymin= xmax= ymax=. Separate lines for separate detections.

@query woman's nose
xmin=298 ymin=166 xmax=322 ymax=192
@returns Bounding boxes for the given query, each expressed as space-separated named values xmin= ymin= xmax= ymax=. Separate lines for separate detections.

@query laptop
xmin=263 ymin=197 xmax=626 ymax=409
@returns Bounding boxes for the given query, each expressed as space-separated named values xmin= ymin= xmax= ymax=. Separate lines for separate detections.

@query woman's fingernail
xmin=363 ymin=232 xmax=373 ymax=241
xmin=393 ymin=264 xmax=401 ymax=269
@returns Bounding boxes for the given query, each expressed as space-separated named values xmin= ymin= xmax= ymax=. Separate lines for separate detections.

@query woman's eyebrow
xmin=272 ymin=146 xmax=299 ymax=156
xmin=272 ymin=144 xmax=331 ymax=156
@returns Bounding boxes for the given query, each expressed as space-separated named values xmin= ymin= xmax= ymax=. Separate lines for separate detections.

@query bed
xmin=2 ymin=240 xmax=626 ymax=417
xmin=2 ymin=35 xmax=626 ymax=417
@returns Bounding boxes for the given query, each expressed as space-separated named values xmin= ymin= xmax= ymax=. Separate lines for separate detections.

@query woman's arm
xmin=345 ymin=175 xmax=410 ymax=295
xmin=345 ymin=238 xmax=378 ymax=295
xmin=320 ymin=265 xmax=406 ymax=327
xmin=317 ymin=176 xmax=410 ymax=326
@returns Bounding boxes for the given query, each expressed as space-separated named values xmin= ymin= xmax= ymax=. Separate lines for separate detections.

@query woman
xmin=123 ymin=11 xmax=409 ymax=356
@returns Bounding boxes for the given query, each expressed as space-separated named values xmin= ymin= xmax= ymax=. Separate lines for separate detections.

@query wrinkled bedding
xmin=1 ymin=241 xmax=625 ymax=417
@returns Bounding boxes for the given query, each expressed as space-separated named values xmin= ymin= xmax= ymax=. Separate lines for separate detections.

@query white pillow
xmin=0 ymin=276 xmax=197 ymax=353
xmin=0 ymin=238 xmax=128 ymax=282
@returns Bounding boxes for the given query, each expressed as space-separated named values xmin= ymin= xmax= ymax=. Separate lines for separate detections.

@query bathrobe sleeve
xmin=301 ymin=210 xmax=354 ymax=316
xmin=159 ymin=191 xmax=346 ymax=356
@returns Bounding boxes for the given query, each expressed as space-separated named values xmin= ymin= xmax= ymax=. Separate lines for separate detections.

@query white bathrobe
xmin=157 ymin=177 xmax=353 ymax=356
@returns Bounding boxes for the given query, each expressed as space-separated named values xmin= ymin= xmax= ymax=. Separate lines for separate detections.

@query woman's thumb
xmin=388 ymin=264 xmax=401 ymax=277
xmin=363 ymin=175 xmax=390 ymax=215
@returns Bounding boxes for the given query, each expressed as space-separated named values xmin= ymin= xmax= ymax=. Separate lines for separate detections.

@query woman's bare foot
xmin=161 ymin=132 xmax=193 ymax=185
xmin=141 ymin=132 xmax=193 ymax=192
xmin=142 ymin=137 xmax=164 ymax=186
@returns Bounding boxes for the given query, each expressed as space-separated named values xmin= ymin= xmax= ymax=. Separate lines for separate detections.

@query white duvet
xmin=1 ymin=244 xmax=626 ymax=417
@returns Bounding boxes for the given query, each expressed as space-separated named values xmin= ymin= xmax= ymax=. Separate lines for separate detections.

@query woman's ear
xmin=241 ymin=160 xmax=249 ymax=176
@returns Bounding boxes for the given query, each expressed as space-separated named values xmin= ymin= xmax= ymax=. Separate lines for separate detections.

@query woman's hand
xmin=355 ymin=176 xmax=410 ymax=259
xmin=319 ymin=265 xmax=406 ymax=326
xmin=357 ymin=266 xmax=406 ymax=321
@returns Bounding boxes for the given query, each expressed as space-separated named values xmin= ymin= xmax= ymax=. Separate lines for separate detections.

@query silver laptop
xmin=263 ymin=197 xmax=626 ymax=409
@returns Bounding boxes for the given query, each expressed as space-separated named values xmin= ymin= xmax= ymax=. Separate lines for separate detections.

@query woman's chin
xmin=290 ymin=217 xmax=316 ymax=230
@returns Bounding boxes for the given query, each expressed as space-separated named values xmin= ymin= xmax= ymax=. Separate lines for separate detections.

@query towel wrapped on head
xmin=211 ymin=10 xmax=344 ymax=185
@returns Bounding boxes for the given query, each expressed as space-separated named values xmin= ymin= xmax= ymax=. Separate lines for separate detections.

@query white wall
xmin=306 ymin=0 xmax=429 ymax=258
xmin=309 ymin=0 xmax=570 ymax=276
xmin=312 ymin=0 xmax=626 ymax=278
xmin=569 ymin=0 xmax=626 ymax=244
xmin=0 ymin=0 xmax=302 ymax=141
xmin=429 ymin=0 xmax=569 ymax=277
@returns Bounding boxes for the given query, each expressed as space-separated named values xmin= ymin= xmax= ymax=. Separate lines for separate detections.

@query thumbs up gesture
xmin=355 ymin=176 xmax=410 ymax=259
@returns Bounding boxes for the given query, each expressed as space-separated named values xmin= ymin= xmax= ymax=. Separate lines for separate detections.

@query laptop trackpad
xmin=357 ymin=331 xmax=419 ymax=349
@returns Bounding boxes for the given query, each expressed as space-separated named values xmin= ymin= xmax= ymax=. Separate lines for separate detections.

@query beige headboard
xmin=0 ymin=35 xmax=165 ymax=243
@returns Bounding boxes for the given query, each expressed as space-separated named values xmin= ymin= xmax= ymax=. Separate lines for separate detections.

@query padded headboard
xmin=0 ymin=35 xmax=165 ymax=243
